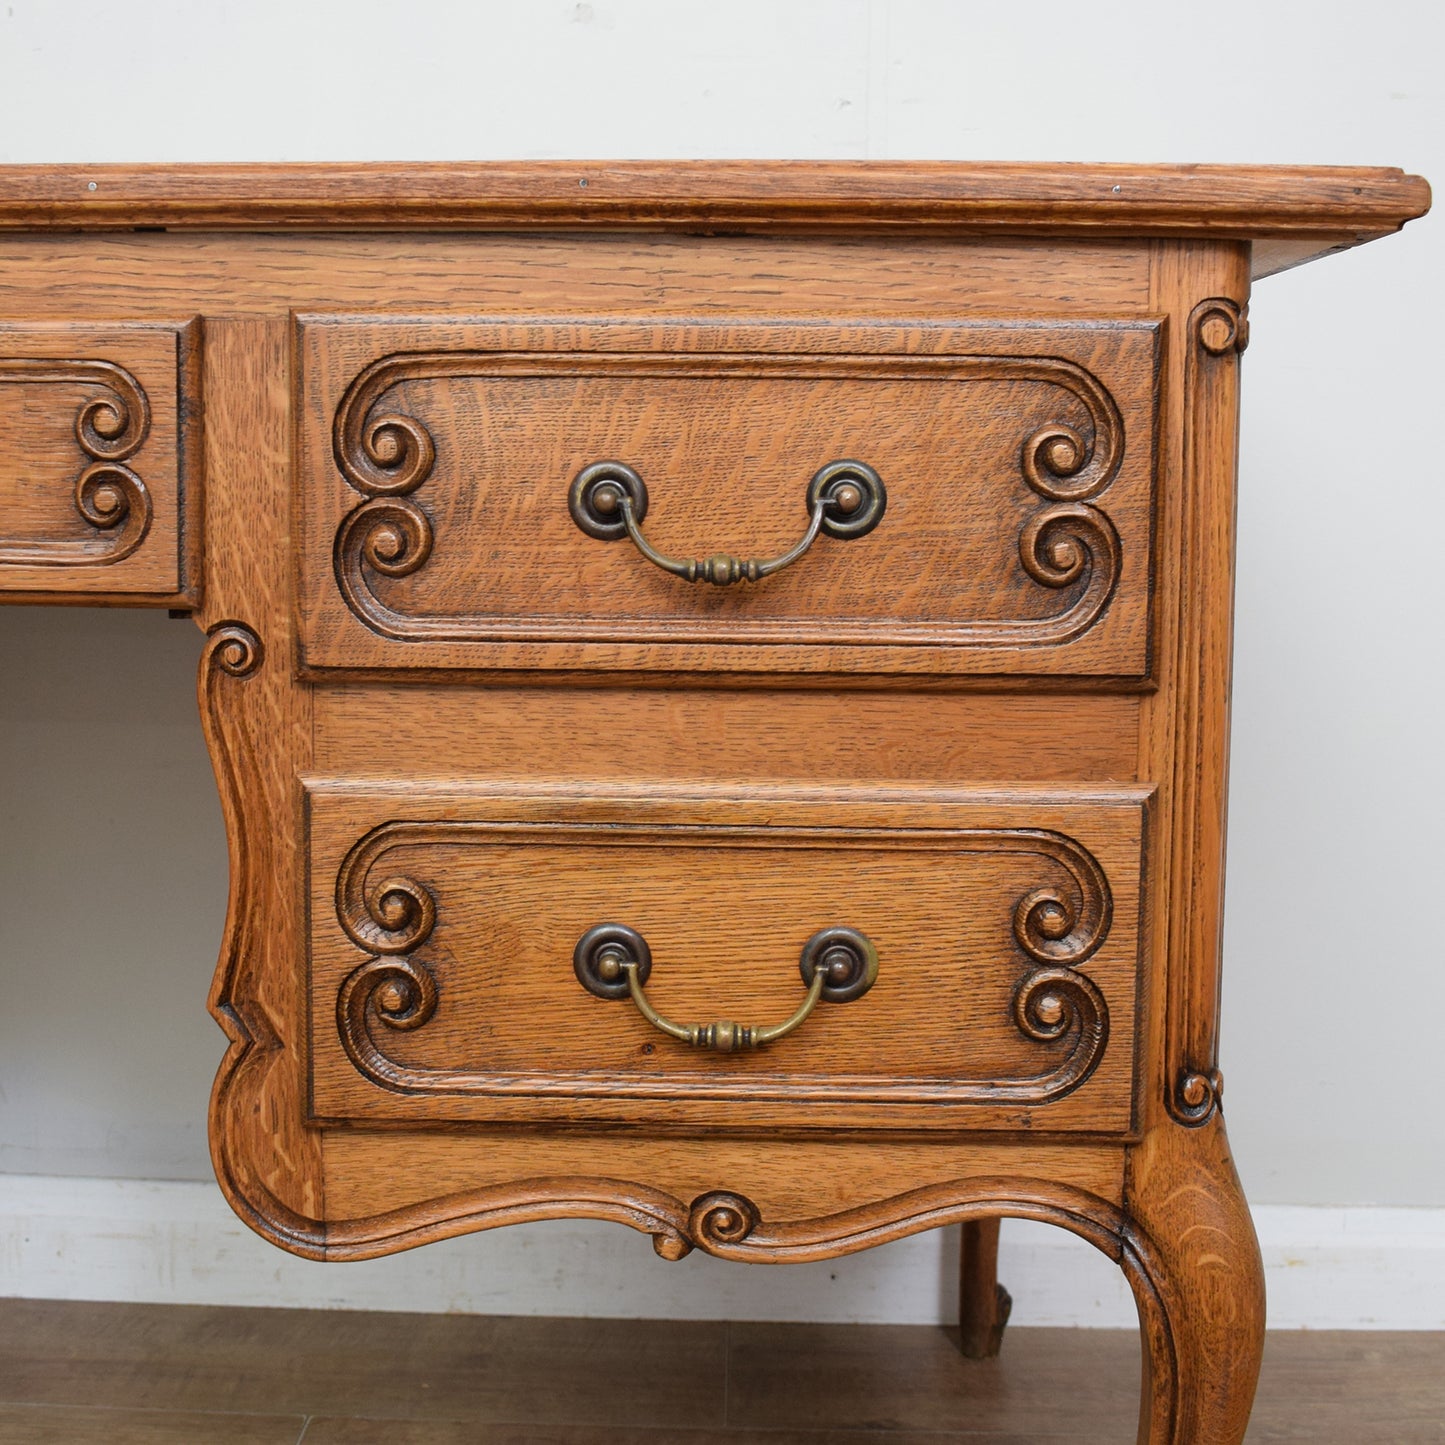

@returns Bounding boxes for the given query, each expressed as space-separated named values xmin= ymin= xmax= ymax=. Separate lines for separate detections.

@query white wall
xmin=0 ymin=0 xmax=1441 ymax=1318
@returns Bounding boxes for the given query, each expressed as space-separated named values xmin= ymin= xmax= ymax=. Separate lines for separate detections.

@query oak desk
xmin=0 ymin=162 xmax=1429 ymax=1444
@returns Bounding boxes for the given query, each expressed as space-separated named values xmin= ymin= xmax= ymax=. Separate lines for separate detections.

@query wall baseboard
xmin=2 ymin=1174 xmax=1442 ymax=1329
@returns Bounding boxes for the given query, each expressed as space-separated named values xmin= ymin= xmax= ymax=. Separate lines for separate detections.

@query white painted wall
xmin=0 ymin=0 xmax=1441 ymax=1320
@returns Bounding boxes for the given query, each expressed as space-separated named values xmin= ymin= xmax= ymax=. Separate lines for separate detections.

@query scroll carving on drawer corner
xmin=0 ymin=359 xmax=152 ymax=566
xmin=304 ymin=786 xmax=1150 ymax=1134
xmin=297 ymin=320 xmax=1159 ymax=676
xmin=0 ymin=322 xmax=199 ymax=601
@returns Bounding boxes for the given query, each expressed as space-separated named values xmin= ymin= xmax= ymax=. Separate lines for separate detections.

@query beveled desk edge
xmin=0 ymin=160 xmax=1429 ymax=277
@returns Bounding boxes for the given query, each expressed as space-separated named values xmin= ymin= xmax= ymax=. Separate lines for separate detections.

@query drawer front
xmin=306 ymin=783 xmax=1150 ymax=1134
xmin=0 ymin=321 xmax=199 ymax=602
xmin=297 ymin=317 xmax=1158 ymax=678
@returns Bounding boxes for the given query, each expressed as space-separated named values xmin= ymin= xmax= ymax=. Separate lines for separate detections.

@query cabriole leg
xmin=1122 ymin=1114 xmax=1265 ymax=1444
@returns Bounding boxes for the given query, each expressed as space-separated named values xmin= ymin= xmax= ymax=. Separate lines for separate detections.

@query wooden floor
xmin=0 ymin=1300 xmax=1440 ymax=1443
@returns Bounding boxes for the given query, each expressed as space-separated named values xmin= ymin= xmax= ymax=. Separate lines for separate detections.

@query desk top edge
xmin=0 ymin=161 xmax=1428 ymax=262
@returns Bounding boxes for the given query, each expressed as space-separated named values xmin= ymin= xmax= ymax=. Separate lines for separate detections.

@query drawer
xmin=306 ymin=782 xmax=1150 ymax=1134
xmin=0 ymin=321 xmax=200 ymax=603
xmin=297 ymin=316 xmax=1159 ymax=679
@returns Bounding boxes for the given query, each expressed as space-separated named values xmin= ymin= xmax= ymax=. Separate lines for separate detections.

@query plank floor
xmin=0 ymin=1300 xmax=1439 ymax=1443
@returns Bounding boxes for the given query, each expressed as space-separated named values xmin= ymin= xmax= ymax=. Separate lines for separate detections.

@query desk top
xmin=0 ymin=161 xmax=1429 ymax=277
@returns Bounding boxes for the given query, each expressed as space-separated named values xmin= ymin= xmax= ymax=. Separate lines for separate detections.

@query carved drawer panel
xmin=306 ymin=782 xmax=1150 ymax=1134
xmin=297 ymin=317 xmax=1159 ymax=678
xmin=0 ymin=321 xmax=199 ymax=602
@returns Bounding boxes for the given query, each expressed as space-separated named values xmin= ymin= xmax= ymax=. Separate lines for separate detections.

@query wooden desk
xmin=0 ymin=161 xmax=1429 ymax=1444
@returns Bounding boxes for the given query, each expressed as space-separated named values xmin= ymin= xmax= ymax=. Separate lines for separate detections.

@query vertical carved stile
xmin=1124 ymin=251 xmax=1265 ymax=1445
xmin=1165 ymin=295 xmax=1248 ymax=1128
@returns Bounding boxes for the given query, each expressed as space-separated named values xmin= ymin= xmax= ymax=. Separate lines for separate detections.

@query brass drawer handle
xmin=567 ymin=459 xmax=886 ymax=586
xmin=573 ymin=923 xmax=879 ymax=1052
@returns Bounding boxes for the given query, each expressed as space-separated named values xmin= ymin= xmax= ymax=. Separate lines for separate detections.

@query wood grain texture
xmin=178 ymin=245 xmax=1163 ymax=1271
xmin=297 ymin=318 xmax=1158 ymax=678
xmin=0 ymin=162 xmax=1427 ymax=271
xmin=0 ymin=1406 xmax=305 ymax=1445
xmin=0 ymin=320 xmax=199 ymax=603
xmin=306 ymin=783 xmax=1148 ymax=1133
xmin=727 ymin=1321 xmax=1143 ymax=1438
xmin=318 ymin=1135 xmax=1125 ymax=1223
xmin=1088 ymin=241 xmax=1268 ymax=1442
xmin=198 ymin=320 xmax=323 ymax=1247
xmin=302 ymin=1426 xmax=1044 ymax=1445
xmin=252 ymin=1164 xmax=1136 ymax=1270
xmin=1123 ymin=1115 xmax=1266 ymax=1445
xmin=958 ymin=1217 xmax=1012 ymax=1359
xmin=313 ymin=686 xmax=1142 ymax=785
xmin=1139 ymin=242 xmax=1252 ymax=1132
xmin=0 ymin=234 xmax=1154 ymax=322
xmin=0 ymin=1299 xmax=729 ymax=1430
xmin=1 ymin=1303 xmax=1440 ymax=1444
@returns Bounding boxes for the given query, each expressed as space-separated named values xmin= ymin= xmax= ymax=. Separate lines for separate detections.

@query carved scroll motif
xmin=0 ymin=359 xmax=154 ymax=566
xmin=329 ymin=350 xmax=1126 ymax=648
xmin=200 ymin=622 xmax=267 ymax=1052
xmin=331 ymin=820 xmax=1113 ymax=1109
